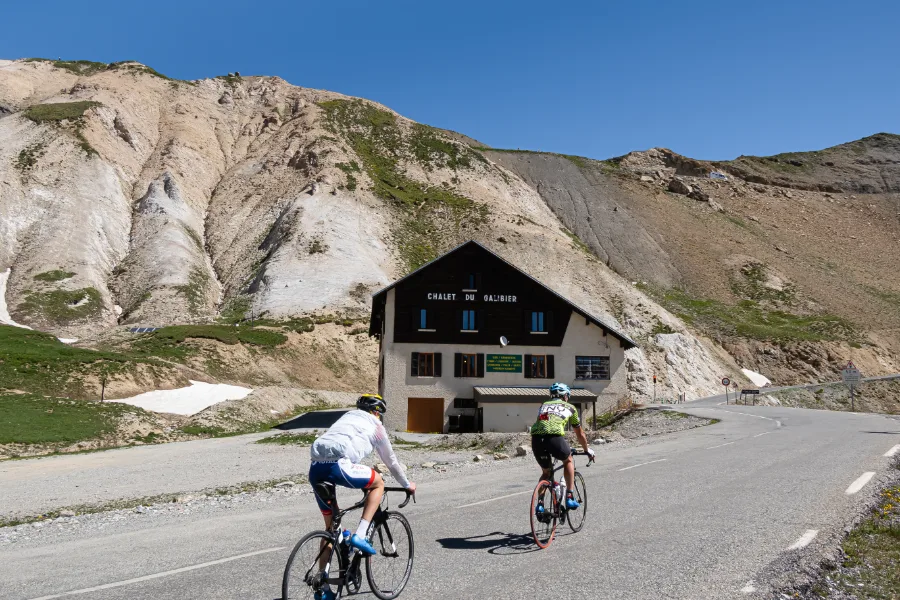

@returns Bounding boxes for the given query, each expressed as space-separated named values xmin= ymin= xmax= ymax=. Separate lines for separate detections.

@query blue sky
xmin=3 ymin=0 xmax=897 ymax=160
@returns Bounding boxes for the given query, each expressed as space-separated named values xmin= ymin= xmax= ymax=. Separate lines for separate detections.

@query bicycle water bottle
xmin=341 ymin=530 xmax=351 ymax=545
xmin=557 ymin=478 xmax=566 ymax=503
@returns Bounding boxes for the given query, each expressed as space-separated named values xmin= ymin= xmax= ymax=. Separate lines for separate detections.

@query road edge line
xmin=845 ymin=472 xmax=876 ymax=495
xmin=26 ymin=546 xmax=286 ymax=600
xmin=786 ymin=529 xmax=818 ymax=550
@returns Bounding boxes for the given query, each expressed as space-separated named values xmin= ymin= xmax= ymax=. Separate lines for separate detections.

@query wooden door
xmin=407 ymin=398 xmax=445 ymax=433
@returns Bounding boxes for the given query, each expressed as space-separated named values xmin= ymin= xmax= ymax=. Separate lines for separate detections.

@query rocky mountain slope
xmin=1 ymin=58 xmax=897 ymax=403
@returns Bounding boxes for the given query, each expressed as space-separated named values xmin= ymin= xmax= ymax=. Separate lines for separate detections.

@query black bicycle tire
xmin=567 ymin=470 xmax=588 ymax=533
xmin=529 ymin=479 xmax=557 ymax=549
xmin=365 ymin=511 xmax=415 ymax=600
xmin=282 ymin=530 xmax=343 ymax=600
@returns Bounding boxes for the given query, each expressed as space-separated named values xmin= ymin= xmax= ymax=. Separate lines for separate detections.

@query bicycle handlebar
xmin=570 ymin=449 xmax=595 ymax=466
xmin=382 ymin=486 xmax=416 ymax=509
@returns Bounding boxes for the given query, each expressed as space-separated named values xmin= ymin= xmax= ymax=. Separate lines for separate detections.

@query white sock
xmin=355 ymin=519 xmax=370 ymax=538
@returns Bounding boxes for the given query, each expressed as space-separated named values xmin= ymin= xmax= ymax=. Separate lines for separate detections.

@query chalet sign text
xmin=426 ymin=292 xmax=518 ymax=302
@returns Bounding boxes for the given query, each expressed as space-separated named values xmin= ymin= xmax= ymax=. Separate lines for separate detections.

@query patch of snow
xmin=741 ymin=368 xmax=771 ymax=388
xmin=109 ymin=380 xmax=252 ymax=416
xmin=0 ymin=269 xmax=32 ymax=330
xmin=58 ymin=338 xmax=78 ymax=344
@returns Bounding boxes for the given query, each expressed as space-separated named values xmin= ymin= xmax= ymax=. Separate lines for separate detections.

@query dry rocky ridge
xmin=1 ymin=58 xmax=899 ymax=407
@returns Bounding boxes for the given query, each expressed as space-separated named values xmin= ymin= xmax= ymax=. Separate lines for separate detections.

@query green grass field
xmin=23 ymin=101 xmax=101 ymax=123
xmin=640 ymin=286 xmax=859 ymax=343
xmin=0 ymin=326 xmax=141 ymax=397
xmin=0 ymin=393 xmax=140 ymax=445
xmin=0 ymin=323 xmax=288 ymax=399
xmin=817 ymin=484 xmax=900 ymax=598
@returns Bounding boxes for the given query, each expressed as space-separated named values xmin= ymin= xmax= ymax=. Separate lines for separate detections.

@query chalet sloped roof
xmin=369 ymin=240 xmax=638 ymax=349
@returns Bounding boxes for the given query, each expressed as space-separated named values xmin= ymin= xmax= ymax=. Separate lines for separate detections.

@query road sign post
xmin=841 ymin=361 xmax=862 ymax=411
xmin=741 ymin=389 xmax=760 ymax=406
xmin=722 ymin=377 xmax=731 ymax=404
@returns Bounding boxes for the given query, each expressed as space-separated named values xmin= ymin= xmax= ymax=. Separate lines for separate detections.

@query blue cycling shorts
xmin=309 ymin=458 xmax=376 ymax=514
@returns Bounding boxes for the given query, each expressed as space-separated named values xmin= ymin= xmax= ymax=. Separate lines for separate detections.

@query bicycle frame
xmin=314 ymin=487 xmax=414 ymax=591
xmin=543 ymin=450 xmax=592 ymax=518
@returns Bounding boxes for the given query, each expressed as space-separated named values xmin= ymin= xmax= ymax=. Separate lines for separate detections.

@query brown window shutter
xmin=524 ymin=354 xmax=533 ymax=379
xmin=477 ymin=353 xmax=485 ymax=378
xmin=434 ymin=353 xmax=442 ymax=377
xmin=411 ymin=352 xmax=419 ymax=376
xmin=547 ymin=355 xmax=555 ymax=379
xmin=454 ymin=353 xmax=462 ymax=377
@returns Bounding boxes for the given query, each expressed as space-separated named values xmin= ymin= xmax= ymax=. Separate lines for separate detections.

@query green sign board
xmin=486 ymin=354 xmax=522 ymax=373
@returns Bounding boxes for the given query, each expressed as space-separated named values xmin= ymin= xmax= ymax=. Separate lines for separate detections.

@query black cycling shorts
xmin=531 ymin=435 xmax=571 ymax=470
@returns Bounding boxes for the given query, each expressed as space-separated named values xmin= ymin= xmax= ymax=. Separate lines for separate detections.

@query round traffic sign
xmin=721 ymin=377 xmax=731 ymax=386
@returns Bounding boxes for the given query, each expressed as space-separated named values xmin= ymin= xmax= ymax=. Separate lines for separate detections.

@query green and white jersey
xmin=530 ymin=399 xmax=581 ymax=436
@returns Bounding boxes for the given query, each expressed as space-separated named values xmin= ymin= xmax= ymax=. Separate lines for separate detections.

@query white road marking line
xmin=885 ymin=444 xmax=900 ymax=458
xmin=728 ymin=411 xmax=775 ymax=421
xmin=741 ymin=581 xmax=757 ymax=593
xmin=787 ymin=529 xmax=819 ymax=550
xmin=456 ymin=490 xmax=531 ymax=508
xmin=26 ymin=547 xmax=286 ymax=600
xmin=706 ymin=441 xmax=735 ymax=450
xmin=846 ymin=472 xmax=876 ymax=495
xmin=712 ymin=408 xmax=779 ymax=423
xmin=753 ymin=431 xmax=772 ymax=438
xmin=618 ymin=459 xmax=668 ymax=471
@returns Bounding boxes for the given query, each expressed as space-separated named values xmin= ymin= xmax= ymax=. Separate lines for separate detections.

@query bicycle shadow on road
xmin=436 ymin=531 xmax=549 ymax=555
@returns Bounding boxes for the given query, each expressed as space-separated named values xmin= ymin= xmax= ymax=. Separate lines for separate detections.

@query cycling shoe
xmin=314 ymin=587 xmax=337 ymax=600
xmin=349 ymin=533 xmax=377 ymax=555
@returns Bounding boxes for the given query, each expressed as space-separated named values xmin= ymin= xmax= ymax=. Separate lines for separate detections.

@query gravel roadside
xmin=1 ymin=408 xmax=712 ymax=527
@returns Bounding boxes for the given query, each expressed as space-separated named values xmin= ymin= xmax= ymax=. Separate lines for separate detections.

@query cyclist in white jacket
xmin=309 ymin=394 xmax=416 ymax=558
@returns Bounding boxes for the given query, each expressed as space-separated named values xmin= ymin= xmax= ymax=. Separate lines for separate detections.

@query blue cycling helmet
xmin=549 ymin=382 xmax=571 ymax=398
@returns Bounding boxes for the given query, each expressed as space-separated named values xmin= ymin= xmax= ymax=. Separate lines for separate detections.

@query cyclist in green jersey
xmin=531 ymin=382 xmax=594 ymax=509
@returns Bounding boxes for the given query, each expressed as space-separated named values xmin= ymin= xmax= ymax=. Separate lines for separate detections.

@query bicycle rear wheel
xmin=530 ymin=479 xmax=557 ymax=549
xmin=567 ymin=470 xmax=588 ymax=533
xmin=282 ymin=531 xmax=343 ymax=600
xmin=366 ymin=511 xmax=414 ymax=600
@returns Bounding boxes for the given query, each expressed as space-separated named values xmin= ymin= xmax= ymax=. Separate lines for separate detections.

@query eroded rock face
xmin=2 ymin=58 xmax=898 ymax=396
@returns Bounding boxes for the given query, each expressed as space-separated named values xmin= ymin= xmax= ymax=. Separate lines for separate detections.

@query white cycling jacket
xmin=310 ymin=409 xmax=410 ymax=488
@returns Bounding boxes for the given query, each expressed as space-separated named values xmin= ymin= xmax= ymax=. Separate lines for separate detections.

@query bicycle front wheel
xmin=567 ymin=470 xmax=588 ymax=532
xmin=283 ymin=531 xmax=343 ymax=600
xmin=530 ymin=479 xmax=557 ymax=549
xmin=366 ymin=511 xmax=414 ymax=600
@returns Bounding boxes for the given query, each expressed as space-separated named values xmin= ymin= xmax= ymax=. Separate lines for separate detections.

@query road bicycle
xmin=282 ymin=486 xmax=415 ymax=600
xmin=529 ymin=450 xmax=592 ymax=549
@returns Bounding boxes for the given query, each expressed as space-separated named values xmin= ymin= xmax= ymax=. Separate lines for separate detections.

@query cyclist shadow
xmin=436 ymin=531 xmax=562 ymax=555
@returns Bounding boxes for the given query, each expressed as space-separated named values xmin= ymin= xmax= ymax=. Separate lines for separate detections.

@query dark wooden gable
xmin=390 ymin=243 xmax=572 ymax=346
xmin=369 ymin=241 xmax=637 ymax=349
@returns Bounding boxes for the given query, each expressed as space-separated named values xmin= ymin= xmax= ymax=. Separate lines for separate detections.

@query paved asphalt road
xmin=2 ymin=398 xmax=899 ymax=600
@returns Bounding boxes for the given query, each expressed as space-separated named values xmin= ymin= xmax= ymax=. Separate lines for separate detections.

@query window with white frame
xmin=575 ymin=356 xmax=610 ymax=380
